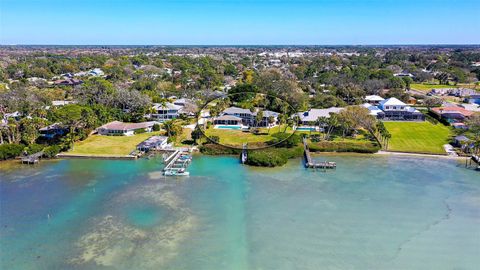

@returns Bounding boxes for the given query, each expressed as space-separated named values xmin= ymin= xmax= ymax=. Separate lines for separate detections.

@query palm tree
xmin=255 ymin=110 xmax=264 ymax=129
xmin=267 ymin=116 xmax=275 ymax=134
xmin=384 ymin=132 xmax=392 ymax=150
xmin=162 ymin=120 xmax=181 ymax=138
xmin=291 ymin=114 xmax=301 ymax=132
xmin=325 ymin=114 xmax=338 ymax=140
xmin=316 ymin=116 xmax=327 ymax=139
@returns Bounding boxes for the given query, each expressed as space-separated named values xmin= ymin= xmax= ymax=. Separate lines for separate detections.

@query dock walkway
xmin=162 ymin=148 xmax=192 ymax=176
xmin=303 ymin=138 xmax=336 ymax=170
xmin=21 ymin=151 xmax=44 ymax=164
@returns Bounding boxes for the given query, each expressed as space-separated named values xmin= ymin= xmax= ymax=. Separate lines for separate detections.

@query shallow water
xmin=0 ymin=155 xmax=479 ymax=270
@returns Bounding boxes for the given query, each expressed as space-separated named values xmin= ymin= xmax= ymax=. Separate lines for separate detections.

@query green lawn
xmin=204 ymin=125 xmax=291 ymax=147
xmin=411 ymin=83 xmax=478 ymax=93
xmin=410 ymin=83 xmax=457 ymax=92
xmin=384 ymin=122 xmax=452 ymax=154
xmin=67 ymin=132 xmax=162 ymax=156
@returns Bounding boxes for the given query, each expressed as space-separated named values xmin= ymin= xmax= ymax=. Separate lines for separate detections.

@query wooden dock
xmin=303 ymin=138 xmax=336 ymax=170
xmin=162 ymin=149 xmax=192 ymax=176
xmin=21 ymin=151 xmax=44 ymax=164
xmin=241 ymin=143 xmax=247 ymax=164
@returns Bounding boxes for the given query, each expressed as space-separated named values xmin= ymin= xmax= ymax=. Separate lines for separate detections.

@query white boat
xmin=164 ymin=169 xmax=190 ymax=176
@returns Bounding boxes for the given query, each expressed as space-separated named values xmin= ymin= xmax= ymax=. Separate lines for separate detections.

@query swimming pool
xmin=216 ymin=125 xmax=242 ymax=130
xmin=296 ymin=127 xmax=317 ymax=131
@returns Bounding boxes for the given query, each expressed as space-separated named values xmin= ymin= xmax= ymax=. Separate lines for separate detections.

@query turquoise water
xmin=1 ymin=155 xmax=479 ymax=269
xmin=216 ymin=125 xmax=242 ymax=129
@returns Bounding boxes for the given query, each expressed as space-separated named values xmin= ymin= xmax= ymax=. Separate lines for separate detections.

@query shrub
xmin=246 ymin=146 xmax=303 ymax=167
xmin=134 ymin=128 xmax=147 ymax=134
xmin=309 ymin=134 xmax=322 ymax=142
xmin=268 ymin=132 xmax=301 ymax=148
xmin=199 ymin=144 xmax=241 ymax=155
xmin=43 ymin=145 xmax=62 ymax=158
xmin=152 ymin=123 xmax=161 ymax=131
xmin=26 ymin=144 xmax=45 ymax=155
xmin=0 ymin=144 xmax=25 ymax=160
xmin=208 ymin=135 xmax=220 ymax=144
xmin=308 ymin=141 xmax=380 ymax=153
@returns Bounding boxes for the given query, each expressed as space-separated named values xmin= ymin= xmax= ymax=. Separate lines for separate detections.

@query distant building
xmin=365 ymin=95 xmax=385 ymax=105
xmin=39 ymin=123 xmax=68 ymax=139
xmin=97 ymin=121 xmax=156 ymax=136
xmin=431 ymin=106 xmax=475 ymax=123
xmin=52 ymin=78 xmax=82 ymax=86
xmin=468 ymin=94 xmax=480 ymax=105
xmin=394 ymin=72 xmax=414 ymax=78
xmin=51 ymin=100 xmax=77 ymax=106
xmin=88 ymin=68 xmax=104 ymax=77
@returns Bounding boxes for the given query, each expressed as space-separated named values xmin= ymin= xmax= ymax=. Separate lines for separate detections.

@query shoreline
xmin=56 ymin=153 xmax=137 ymax=160
xmin=375 ymin=150 xmax=466 ymax=160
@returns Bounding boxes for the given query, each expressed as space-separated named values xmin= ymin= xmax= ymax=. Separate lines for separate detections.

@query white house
xmin=362 ymin=103 xmax=384 ymax=117
xmin=295 ymin=107 xmax=344 ymax=126
xmin=219 ymin=107 xmax=279 ymax=127
xmin=97 ymin=121 xmax=156 ymax=136
xmin=137 ymin=136 xmax=169 ymax=151
xmin=365 ymin=95 xmax=385 ymax=105
xmin=150 ymin=102 xmax=182 ymax=122
xmin=377 ymin=97 xmax=424 ymax=121
xmin=88 ymin=68 xmax=104 ymax=77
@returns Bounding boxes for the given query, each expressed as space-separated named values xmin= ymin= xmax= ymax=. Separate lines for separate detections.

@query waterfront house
xmin=222 ymin=106 xmax=255 ymax=126
xmin=377 ymin=97 xmax=424 ymax=121
xmin=137 ymin=136 xmax=169 ymax=152
xmin=257 ymin=110 xmax=280 ymax=127
xmin=97 ymin=121 xmax=156 ymax=136
xmin=150 ymin=102 xmax=182 ymax=122
xmin=296 ymin=107 xmax=344 ymax=126
xmin=219 ymin=107 xmax=279 ymax=127
xmin=39 ymin=123 xmax=68 ymax=139
xmin=213 ymin=115 xmax=243 ymax=126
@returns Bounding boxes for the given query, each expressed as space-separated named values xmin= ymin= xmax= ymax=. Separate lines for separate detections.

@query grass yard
xmin=204 ymin=125 xmax=292 ymax=147
xmin=411 ymin=83 xmax=478 ymax=93
xmin=410 ymin=83 xmax=457 ymax=92
xmin=68 ymin=132 xmax=162 ymax=156
xmin=384 ymin=122 xmax=452 ymax=154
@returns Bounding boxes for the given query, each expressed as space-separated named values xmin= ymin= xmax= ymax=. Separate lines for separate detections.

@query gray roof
xmin=454 ymin=135 xmax=470 ymax=142
xmin=257 ymin=110 xmax=279 ymax=118
xmin=297 ymin=107 xmax=344 ymax=122
xmin=223 ymin=106 xmax=253 ymax=115
xmin=153 ymin=102 xmax=182 ymax=110
xmin=215 ymin=115 xmax=243 ymax=121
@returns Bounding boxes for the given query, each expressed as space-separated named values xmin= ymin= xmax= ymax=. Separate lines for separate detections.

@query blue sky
xmin=1 ymin=0 xmax=479 ymax=45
